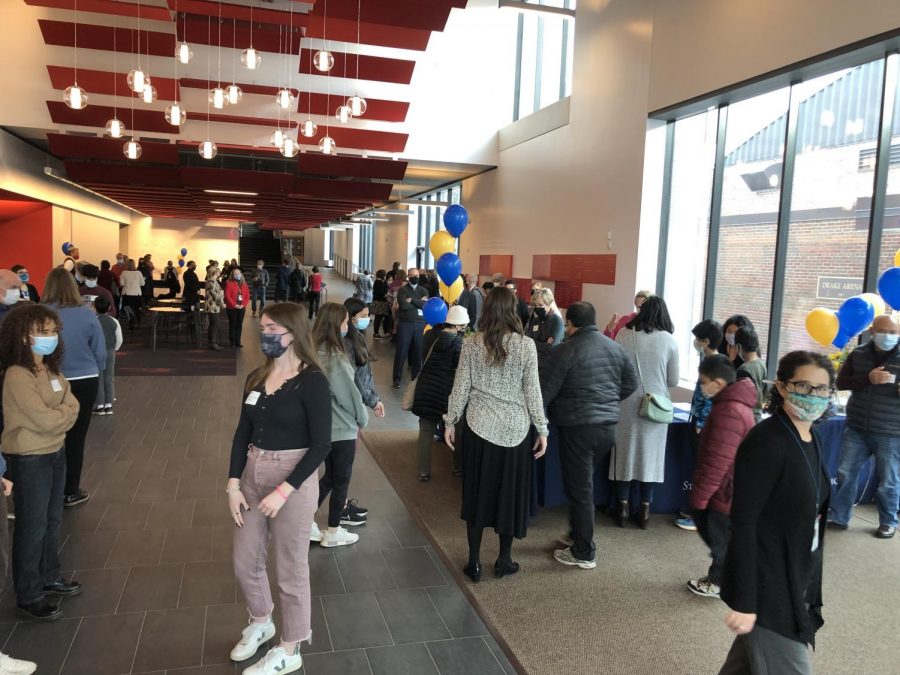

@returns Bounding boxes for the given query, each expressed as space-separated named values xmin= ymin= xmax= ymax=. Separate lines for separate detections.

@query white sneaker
xmin=553 ymin=547 xmax=597 ymax=569
xmin=242 ymin=646 xmax=303 ymax=675
xmin=319 ymin=526 xmax=359 ymax=548
xmin=310 ymin=522 xmax=323 ymax=542
xmin=230 ymin=618 xmax=276 ymax=662
xmin=0 ymin=652 xmax=37 ymax=674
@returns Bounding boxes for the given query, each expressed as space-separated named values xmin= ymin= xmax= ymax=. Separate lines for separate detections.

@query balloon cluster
xmin=177 ymin=247 xmax=188 ymax=267
xmin=61 ymin=242 xmax=74 ymax=255
xmin=423 ymin=205 xmax=469 ymax=330
xmin=805 ymin=252 xmax=900 ymax=348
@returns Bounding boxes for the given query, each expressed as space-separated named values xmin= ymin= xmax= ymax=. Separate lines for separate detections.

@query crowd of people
xmin=0 ymin=252 xmax=897 ymax=675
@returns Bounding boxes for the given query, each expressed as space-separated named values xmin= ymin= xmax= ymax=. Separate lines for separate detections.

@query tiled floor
xmin=0 ymin=272 xmax=514 ymax=675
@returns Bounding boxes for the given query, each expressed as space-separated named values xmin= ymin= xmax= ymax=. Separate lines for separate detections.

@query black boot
xmin=636 ymin=501 xmax=651 ymax=530
xmin=616 ymin=500 xmax=629 ymax=528
xmin=494 ymin=558 xmax=520 ymax=578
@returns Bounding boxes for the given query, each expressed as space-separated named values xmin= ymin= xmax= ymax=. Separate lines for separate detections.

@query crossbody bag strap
xmin=422 ymin=338 xmax=439 ymax=368
xmin=631 ymin=329 xmax=646 ymax=395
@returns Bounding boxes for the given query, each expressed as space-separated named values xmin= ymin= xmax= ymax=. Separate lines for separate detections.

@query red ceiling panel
xmin=64 ymin=161 xmax=184 ymax=187
xmin=291 ymin=178 xmax=392 ymax=202
xmin=179 ymin=79 xmax=299 ymax=99
xmin=39 ymin=20 xmax=177 ymax=56
xmin=296 ymin=154 xmax=407 ymax=181
xmin=309 ymin=0 xmax=456 ymax=33
xmin=48 ymin=133 xmax=180 ymax=164
xmin=178 ymin=166 xmax=297 ymax=193
xmin=324 ymin=127 xmax=408 ymax=153
xmin=47 ymin=101 xmax=177 ymax=134
xmin=26 ymin=0 xmax=172 ymax=21
xmin=47 ymin=66 xmax=179 ymax=102
xmin=298 ymin=48 xmax=415 ymax=85
xmin=298 ymin=93 xmax=409 ymax=123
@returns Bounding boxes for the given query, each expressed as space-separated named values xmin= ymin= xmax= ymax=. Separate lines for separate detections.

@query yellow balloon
xmin=861 ymin=292 xmax=886 ymax=318
xmin=894 ymin=249 xmax=900 ymax=267
xmin=440 ymin=277 xmax=464 ymax=304
xmin=430 ymin=230 xmax=456 ymax=260
xmin=805 ymin=307 xmax=840 ymax=347
xmin=424 ymin=325 xmax=432 ymax=334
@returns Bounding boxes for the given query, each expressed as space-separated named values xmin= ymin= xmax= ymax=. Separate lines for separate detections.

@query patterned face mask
xmin=784 ymin=391 xmax=830 ymax=422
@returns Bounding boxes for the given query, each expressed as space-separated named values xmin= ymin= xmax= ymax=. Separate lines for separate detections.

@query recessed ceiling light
xmin=204 ymin=189 xmax=259 ymax=196
xmin=210 ymin=201 xmax=256 ymax=207
xmin=214 ymin=208 xmax=253 ymax=214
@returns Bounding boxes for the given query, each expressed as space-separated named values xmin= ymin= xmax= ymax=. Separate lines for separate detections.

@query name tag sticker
xmin=50 ymin=378 xmax=63 ymax=393
xmin=417 ymin=309 xmax=424 ymax=317
xmin=532 ymin=325 xmax=540 ymax=332
xmin=245 ymin=391 xmax=261 ymax=405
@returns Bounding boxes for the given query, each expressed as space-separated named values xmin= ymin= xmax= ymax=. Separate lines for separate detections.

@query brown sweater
xmin=1 ymin=366 xmax=79 ymax=456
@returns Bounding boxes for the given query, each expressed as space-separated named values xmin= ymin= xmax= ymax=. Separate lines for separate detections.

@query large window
xmin=657 ymin=51 xmax=900 ymax=379
xmin=413 ymin=184 xmax=462 ymax=269
xmin=513 ymin=0 xmax=575 ymax=121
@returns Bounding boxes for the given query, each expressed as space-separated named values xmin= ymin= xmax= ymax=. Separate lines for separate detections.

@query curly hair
xmin=0 ymin=304 xmax=64 ymax=378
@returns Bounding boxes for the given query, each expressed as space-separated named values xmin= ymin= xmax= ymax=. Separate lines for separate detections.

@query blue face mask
xmin=32 ymin=335 xmax=59 ymax=356
xmin=355 ymin=317 xmax=370 ymax=332
xmin=18 ymin=272 xmax=29 ymax=284
xmin=873 ymin=332 xmax=899 ymax=351
xmin=340 ymin=329 xmax=348 ymax=338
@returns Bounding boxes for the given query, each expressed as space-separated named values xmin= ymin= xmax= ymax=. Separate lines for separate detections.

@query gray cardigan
xmin=318 ymin=348 xmax=369 ymax=442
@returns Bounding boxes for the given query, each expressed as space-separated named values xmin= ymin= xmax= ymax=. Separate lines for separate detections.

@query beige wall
xmin=124 ymin=217 xmax=238 ymax=270
xmin=51 ymin=207 xmax=120 ymax=267
xmin=648 ymin=0 xmax=900 ymax=112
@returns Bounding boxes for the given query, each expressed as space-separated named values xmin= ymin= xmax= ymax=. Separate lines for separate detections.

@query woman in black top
xmin=719 ymin=351 xmax=833 ymax=675
xmin=371 ymin=270 xmax=391 ymax=337
xmin=227 ymin=303 xmax=331 ymax=673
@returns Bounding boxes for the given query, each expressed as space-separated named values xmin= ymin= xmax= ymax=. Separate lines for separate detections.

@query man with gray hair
xmin=456 ymin=274 xmax=482 ymax=330
xmin=829 ymin=313 xmax=900 ymax=539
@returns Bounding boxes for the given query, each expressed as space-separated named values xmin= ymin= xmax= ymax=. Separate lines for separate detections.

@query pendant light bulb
xmin=280 ymin=136 xmax=300 ymax=158
xmin=141 ymin=84 xmax=158 ymax=104
xmin=300 ymin=119 xmax=318 ymax=138
xmin=175 ymin=42 xmax=194 ymax=64
xmin=209 ymin=87 xmax=227 ymax=109
xmin=165 ymin=102 xmax=187 ymax=126
xmin=347 ymin=95 xmax=367 ymax=117
xmin=336 ymin=105 xmax=352 ymax=124
xmin=313 ymin=50 xmax=334 ymax=72
xmin=319 ymin=135 xmax=336 ymax=155
xmin=123 ymin=138 xmax=142 ymax=160
xmin=64 ymin=84 xmax=88 ymax=110
xmin=270 ymin=128 xmax=286 ymax=149
xmin=275 ymin=89 xmax=295 ymax=110
xmin=127 ymin=68 xmax=146 ymax=94
xmin=241 ymin=47 xmax=261 ymax=70
xmin=105 ymin=118 xmax=125 ymax=138
xmin=199 ymin=140 xmax=218 ymax=160
xmin=226 ymin=84 xmax=243 ymax=106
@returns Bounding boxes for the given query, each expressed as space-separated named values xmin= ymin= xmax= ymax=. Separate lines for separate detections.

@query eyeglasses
xmin=786 ymin=381 xmax=834 ymax=397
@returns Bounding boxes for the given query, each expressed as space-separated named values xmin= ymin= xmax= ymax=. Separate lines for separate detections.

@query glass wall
xmin=664 ymin=110 xmax=716 ymax=379
xmin=413 ymin=184 xmax=462 ymax=269
xmin=657 ymin=50 xmax=900 ymax=377
xmin=513 ymin=0 xmax=575 ymax=121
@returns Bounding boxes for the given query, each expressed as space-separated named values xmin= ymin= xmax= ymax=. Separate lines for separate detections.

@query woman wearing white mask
xmin=718 ymin=351 xmax=833 ymax=674
xmin=0 ymin=269 xmax=22 ymax=323
xmin=719 ymin=314 xmax=755 ymax=369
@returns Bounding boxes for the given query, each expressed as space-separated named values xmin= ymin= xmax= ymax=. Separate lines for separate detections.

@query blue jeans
xmin=251 ymin=287 xmax=266 ymax=313
xmin=393 ymin=321 xmax=424 ymax=383
xmin=7 ymin=449 xmax=66 ymax=605
xmin=829 ymin=426 xmax=900 ymax=528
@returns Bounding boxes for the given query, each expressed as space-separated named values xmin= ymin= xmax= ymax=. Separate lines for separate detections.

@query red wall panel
xmin=479 ymin=255 xmax=513 ymax=279
xmin=552 ymin=281 xmax=583 ymax=309
xmin=510 ymin=277 xmax=533 ymax=304
xmin=0 ymin=206 xmax=53 ymax=294
xmin=532 ymin=254 xmax=616 ymax=285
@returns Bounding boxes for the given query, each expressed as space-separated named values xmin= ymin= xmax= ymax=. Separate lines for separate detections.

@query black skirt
xmin=460 ymin=421 xmax=533 ymax=539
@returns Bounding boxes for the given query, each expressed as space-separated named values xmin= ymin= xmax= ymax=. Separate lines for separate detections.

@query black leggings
xmin=318 ymin=439 xmax=356 ymax=528
xmin=466 ymin=524 xmax=514 ymax=566
xmin=307 ymin=292 xmax=321 ymax=320
xmin=65 ymin=377 xmax=99 ymax=496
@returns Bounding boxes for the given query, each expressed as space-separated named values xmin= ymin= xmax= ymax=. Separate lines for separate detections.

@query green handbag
xmin=632 ymin=330 xmax=674 ymax=424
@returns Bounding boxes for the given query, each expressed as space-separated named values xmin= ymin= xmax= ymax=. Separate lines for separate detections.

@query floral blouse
xmin=444 ymin=332 xmax=548 ymax=447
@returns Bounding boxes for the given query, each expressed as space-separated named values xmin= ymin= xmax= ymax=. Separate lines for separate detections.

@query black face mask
xmin=533 ymin=307 xmax=547 ymax=320
xmin=408 ymin=276 xmax=419 ymax=286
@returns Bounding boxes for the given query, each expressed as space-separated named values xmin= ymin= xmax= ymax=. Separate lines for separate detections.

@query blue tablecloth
xmin=536 ymin=413 xmax=875 ymax=513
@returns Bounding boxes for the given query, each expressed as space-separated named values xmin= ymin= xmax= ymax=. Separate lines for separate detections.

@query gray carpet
xmin=361 ymin=430 xmax=900 ymax=675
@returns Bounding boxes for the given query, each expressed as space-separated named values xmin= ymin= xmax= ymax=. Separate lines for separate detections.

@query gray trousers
xmin=96 ymin=353 xmax=115 ymax=407
xmin=719 ymin=626 xmax=812 ymax=675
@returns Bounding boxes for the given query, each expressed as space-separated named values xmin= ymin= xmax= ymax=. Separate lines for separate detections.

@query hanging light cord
xmin=288 ymin=0 xmax=294 ymax=130
xmin=356 ymin=0 xmax=361 ymax=89
xmin=217 ymin=1 xmax=222 ymax=86
xmin=249 ymin=0 xmax=254 ymax=49
xmin=232 ymin=17 xmax=236 ymax=85
xmin=112 ymin=16 xmax=117 ymax=114
xmin=73 ymin=0 xmax=78 ymax=84
xmin=207 ymin=15 xmax=211 ymax=135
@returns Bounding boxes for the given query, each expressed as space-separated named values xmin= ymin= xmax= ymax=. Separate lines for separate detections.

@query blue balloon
xmin=180 ymin=248 xmax=188 ymax=256
xmin=443 ymin=204 xmax=469 ymax=237
xmin=832 ymin=330 xmax=851 ymax=349
xmin=423 ymin=297 xmax=448 ymax=326
xmin=837 ymin=295 xmax=875 ymax=338
xmin=178 ymin=259 xmax=185 ymax=267
xmin=878 ymin=267 xmax=900 ymax=311
xmin=61 ymin=241 xmax=71 ymax=255
xmin=436 ymin=252 xmax=462 ymax=286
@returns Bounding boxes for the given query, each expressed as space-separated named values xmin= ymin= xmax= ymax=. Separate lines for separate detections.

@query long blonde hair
xmin=534 ymin=288 xmax=560 ymax=315
xmin=245 ymin=303 xmax=322 ymax=392
xmin=42 ymin=267 xmax=83 ymax=308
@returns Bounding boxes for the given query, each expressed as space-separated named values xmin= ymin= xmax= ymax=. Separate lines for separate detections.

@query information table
xmin=535 ymin=412 xmax=875 ymax=514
